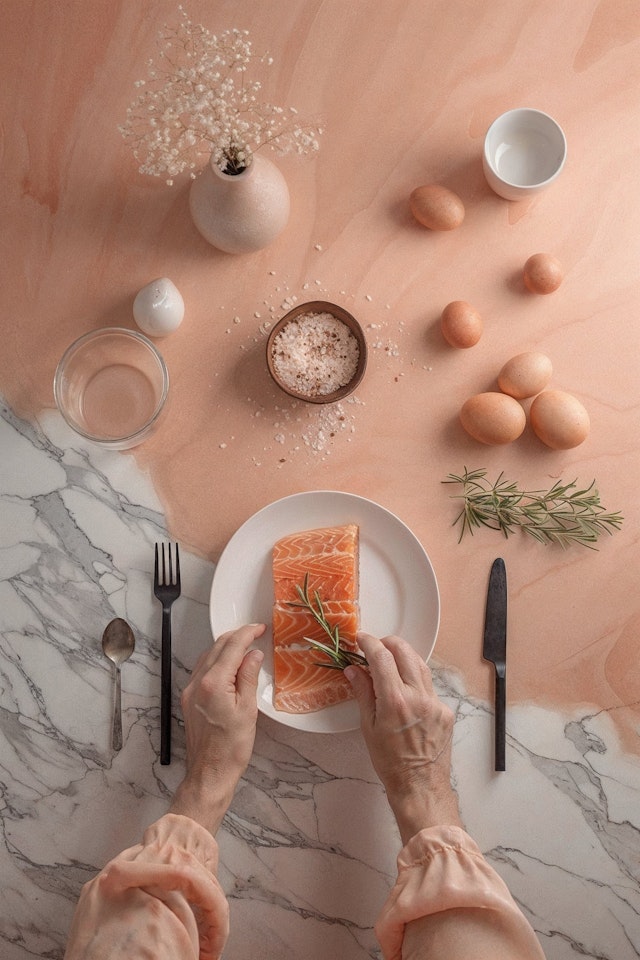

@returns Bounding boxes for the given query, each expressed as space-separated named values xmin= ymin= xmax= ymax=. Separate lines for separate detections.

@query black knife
xmin=483 ymin=557 xmax=507 ymax=771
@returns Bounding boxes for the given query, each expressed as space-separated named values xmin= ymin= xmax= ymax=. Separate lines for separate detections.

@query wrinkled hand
xmin=345 ymin=633 xmax=461 ymax=843
xmin=169 ymin=624 xmax=265 ymax=834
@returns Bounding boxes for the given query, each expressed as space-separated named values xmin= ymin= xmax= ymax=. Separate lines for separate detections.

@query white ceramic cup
xmin=483 ymin=108 xmax=567 ymax=200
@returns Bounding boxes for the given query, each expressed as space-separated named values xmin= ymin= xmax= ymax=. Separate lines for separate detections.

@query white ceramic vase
xmin=189 ymin=154 xmax=290 ymax=254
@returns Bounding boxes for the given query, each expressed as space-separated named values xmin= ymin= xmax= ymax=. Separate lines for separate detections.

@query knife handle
xmin=495 ymin=671 xmax=506 ymax=771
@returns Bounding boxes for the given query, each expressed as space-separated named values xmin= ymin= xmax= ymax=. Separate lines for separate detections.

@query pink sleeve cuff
xmin=64 ymin=814 xmax=229 ymax=960
xmin=375 ymin=825 xmax=545 ymax=960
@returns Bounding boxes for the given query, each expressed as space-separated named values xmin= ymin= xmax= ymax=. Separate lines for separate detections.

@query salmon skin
xmin=272 ymin=523 xmax=360 ymax=713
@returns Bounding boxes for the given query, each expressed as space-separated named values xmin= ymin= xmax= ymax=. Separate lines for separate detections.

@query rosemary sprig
xmin=443 ymin=467 xmax=623 ymax=549
xmin=288 ymin=573 xmax=368 ymax=670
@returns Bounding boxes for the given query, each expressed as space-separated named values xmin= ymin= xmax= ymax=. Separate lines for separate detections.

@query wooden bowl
xmin=266 ymin=300 xmax=368 ymax=403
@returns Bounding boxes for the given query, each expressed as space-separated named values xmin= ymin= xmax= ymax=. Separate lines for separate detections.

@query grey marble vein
xmin=2 ymin=398 xmax=640 ymax=960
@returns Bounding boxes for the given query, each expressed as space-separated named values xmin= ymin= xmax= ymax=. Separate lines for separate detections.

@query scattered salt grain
xmin=372 ymin=337 xmax=400 ymax=357
xmin=300 ymin=396 xmax=362 ymax=454
xmin=270 ymin=311 xmax=360 ymax=397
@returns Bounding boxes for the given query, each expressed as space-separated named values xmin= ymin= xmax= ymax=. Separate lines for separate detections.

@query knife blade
xmin=483 ymin=557 xmax=507 ymax=771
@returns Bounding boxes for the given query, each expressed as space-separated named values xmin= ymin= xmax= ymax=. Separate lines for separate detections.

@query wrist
xmin=387 ymin=780 xmax=462 ymax=845
xmin=169 ymin=772 xmax=236 ymax=836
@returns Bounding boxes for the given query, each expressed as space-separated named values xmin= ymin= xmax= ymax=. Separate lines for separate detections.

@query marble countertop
xmin=1 ymin=2 xmax=640 ymax=958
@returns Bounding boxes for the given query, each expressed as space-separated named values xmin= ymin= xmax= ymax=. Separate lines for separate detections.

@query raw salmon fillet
xmin=273 ymin=523 xmax=359 ymax=603
xmin=272 ymin=523 xmax=360 ymax=713
xmin=272 ymin=601 xmax=359 ymax=650
xmin=273 ymin=648 xmax=355 ymax=713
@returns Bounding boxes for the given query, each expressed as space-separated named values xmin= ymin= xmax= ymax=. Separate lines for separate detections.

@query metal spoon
xmin=102 ymin=618 xmax=136 ymax=751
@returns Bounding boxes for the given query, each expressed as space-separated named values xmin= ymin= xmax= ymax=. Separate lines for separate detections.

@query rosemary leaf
xmin=443 ymin=467 xmax=623 ymax=549
xmin=287 ymin=573 xmax=368 ymax=670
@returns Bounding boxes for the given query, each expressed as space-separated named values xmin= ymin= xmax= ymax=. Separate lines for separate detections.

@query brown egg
xmin=523 ymin=253 xmax=564 ymax=294
xmin=440 ymin=300 xmax=483 ymax=348
xmin=410 ymin=184 xmax=465 ymax=231
xmin=460 ymin=392 xmax=526 ymax=445
xmin=497 ymin=352 xmax=553 ymax=399
xmin=530 ymin=390 xmax=590 ymax=449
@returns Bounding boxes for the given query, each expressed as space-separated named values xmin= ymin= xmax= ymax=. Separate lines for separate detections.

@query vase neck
xmin=210 ymin=155 xmax=256 ymax=181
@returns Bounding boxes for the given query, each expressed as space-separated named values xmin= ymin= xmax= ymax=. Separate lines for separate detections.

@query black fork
xmin=154 ymin=542 xmax=181 ymax=765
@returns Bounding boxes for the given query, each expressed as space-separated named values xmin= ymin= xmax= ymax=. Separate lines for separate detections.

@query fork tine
xmin=154 ymin=542 xmax=181 ymax=587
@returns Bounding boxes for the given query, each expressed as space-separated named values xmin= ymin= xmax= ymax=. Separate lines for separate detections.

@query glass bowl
xmin=54 ymin=327 xmax=169 ymax=449
xmin=266 ymin=300 xmax=368 ymax=404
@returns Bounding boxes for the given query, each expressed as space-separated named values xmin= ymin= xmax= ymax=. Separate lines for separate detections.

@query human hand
xmin=169 ymin=623 xmax=265 ymax=834
xmin=345 ymin=633 xmax=461 ymax=843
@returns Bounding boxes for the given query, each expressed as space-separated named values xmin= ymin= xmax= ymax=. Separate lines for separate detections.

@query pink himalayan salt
xmin=270 ymin=311 xmax=360 ymax=396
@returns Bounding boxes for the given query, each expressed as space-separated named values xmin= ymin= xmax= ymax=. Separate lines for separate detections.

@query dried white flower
xmin=120 ymin=8 xmax=322 ymax=181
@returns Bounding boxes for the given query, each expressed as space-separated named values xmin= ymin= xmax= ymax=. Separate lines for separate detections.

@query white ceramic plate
xmin=209 ymin=491 xmax=440 ymax=733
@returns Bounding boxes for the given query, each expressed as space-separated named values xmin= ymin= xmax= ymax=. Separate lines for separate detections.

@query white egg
xmin=133 ymin=278 xmax=184 ymax=337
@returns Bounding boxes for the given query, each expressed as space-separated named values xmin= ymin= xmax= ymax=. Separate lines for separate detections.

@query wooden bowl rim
xmin=266 ymin=300 xmax=368 ymax=404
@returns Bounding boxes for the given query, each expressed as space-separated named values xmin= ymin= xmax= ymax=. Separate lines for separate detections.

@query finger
xmin=181 ymin=643 xmax=216 ymax=704
xmin=379 ymin=635 xmax=432 ymax=689
xmin=190 ymin=645 xmax=213 ymax=677
xmin=187 ymin=624 xmax=265 ymax=695
xmin=215 ymin=622 xmax=266 ymax=648
xmin=344 ymin=664 xmax=376 ymax=723
xmin=206 ymin=623 xmax=266 ymax=671
xmin=357 ymin=632 xmax=403 ymax=700
xmin=236 ymin=648 xmax=264 ymax=704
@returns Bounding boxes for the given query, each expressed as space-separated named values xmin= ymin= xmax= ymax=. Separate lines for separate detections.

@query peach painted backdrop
xmin=1 ymin=1 xmax=639 ymax=742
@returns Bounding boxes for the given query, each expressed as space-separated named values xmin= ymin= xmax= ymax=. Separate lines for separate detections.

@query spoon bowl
xmin=102 ymin=618 xmax=136 ymax=751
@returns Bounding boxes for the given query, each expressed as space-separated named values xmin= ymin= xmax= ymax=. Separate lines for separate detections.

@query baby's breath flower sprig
xmin=288 ymin=574 xmax=368 ymax=670
xmin=119 ymin=7 xmax=322 ymax=184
